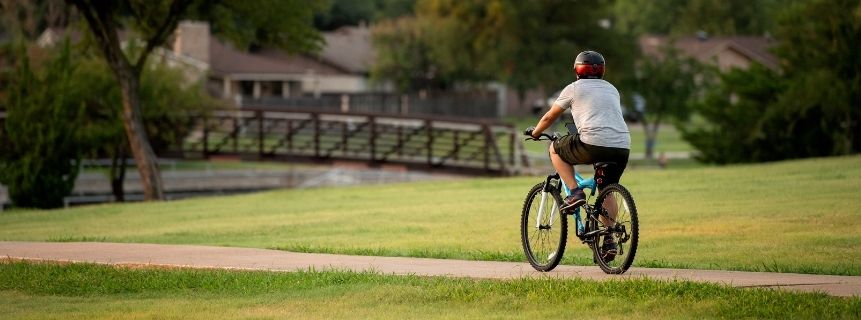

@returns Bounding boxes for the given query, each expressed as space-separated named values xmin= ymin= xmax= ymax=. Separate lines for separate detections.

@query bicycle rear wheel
xmin=589 ymin=183 xmax=638 ymax=274
xmin=521 ymin=182 xmax=567 ymax=272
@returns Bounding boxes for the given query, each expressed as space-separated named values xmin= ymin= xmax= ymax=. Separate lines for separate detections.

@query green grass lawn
xmin=505 ymin=116 xmax=693 ymax=156
xmin=1 ymin=156 xmax=860 ymax=275
xmin=1 ymin=260 xmax=858 ymax=319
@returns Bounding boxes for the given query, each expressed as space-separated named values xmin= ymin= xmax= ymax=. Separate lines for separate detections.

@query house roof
xmin=209 ymin=38 xmax=346 ymax=77
xmin=208 ymin=25 xmax=374 ymax=77
xmin=319 ymin=25 xmax=374 ymax=74
xmin=640 ymin=35 xmax=779 ymax=70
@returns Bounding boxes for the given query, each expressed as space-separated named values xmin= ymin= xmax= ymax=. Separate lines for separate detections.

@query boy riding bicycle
xmin=526 ymin=50 xmax=631 ymax=258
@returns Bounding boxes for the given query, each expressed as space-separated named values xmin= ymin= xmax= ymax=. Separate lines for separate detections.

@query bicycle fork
xmin=535 ymin=188 xmax=558 ymax=229
xmin=536 ymin=175 xmax=560 ymax=229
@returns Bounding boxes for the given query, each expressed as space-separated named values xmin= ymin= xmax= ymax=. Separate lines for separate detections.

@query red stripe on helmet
xmin=575 ymin=64 xmax=604 ymax=78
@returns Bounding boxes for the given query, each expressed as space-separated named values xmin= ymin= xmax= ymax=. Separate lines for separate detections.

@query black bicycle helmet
xmin=574 ymin=51 xmax=605 ymax=79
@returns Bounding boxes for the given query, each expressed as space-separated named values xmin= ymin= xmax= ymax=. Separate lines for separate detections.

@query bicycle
xmin=520 ymin=128 xmax=639 ymax=274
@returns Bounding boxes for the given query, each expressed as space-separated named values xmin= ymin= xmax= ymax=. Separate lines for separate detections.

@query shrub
xmin=0 ymin=42 xmax=84 ymax=208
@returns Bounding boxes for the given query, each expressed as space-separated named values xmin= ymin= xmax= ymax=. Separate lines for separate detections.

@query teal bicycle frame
xmin=560 ymin=171 xmax=598 ymax=236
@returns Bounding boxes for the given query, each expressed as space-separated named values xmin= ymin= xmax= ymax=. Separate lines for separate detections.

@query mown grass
xmin=1 ymin=260 xmax=858 ymax=319
xmin=1 ymin=156 xmax=860 ymax=275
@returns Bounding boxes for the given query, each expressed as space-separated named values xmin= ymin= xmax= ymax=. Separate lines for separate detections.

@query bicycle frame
xmin=529 ymin=131 xmax=599 ymax=240
xmin=537 ymin=169 xmax=597 ymax=238
xmin=563 ymin=171 xmax=597 ymax=236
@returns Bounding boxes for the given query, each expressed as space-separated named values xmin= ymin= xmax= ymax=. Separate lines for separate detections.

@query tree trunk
xmin=116 ymin=69 xmax=164 ymax=200
xmin=109 ymin=142 xmax=127 ymax=202
xmin=71 ymin=0 xmax=169 ymax=201
xmin=642 ymin=119 xmax=661 ymax=160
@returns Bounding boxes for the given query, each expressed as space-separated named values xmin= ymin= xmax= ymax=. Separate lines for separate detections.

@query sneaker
xmin=601 ymin=236 xmax=618 ymax=262
xmin=559 ymin=188 xmax=586 ymax=212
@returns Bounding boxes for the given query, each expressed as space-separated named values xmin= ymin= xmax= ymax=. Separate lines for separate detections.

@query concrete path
xmin=2 ymin=241 xmax=859 ymax=297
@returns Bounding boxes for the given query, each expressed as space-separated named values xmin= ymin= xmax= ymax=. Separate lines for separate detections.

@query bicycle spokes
xmin=535 ymin=191 xmax=558 ymax=229
xmin=521 ymin=182 xmax=567 ymax=272
xmin=590 ymin=184 xmax=639 ymax=274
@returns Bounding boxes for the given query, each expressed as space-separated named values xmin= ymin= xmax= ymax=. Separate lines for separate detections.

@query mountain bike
xmin=520 ymin=129 xmax=639 ymax=274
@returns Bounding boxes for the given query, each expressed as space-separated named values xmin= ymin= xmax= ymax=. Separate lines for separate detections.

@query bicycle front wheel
xmin=521 ymin=182 xmax=567 ymax=272
xmin=589 ymin=183 xmax=639 ymax=274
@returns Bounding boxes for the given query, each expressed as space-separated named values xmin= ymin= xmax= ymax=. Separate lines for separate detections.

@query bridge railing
xmin=168 ymin=108 xmax=530 ymax=175
xmin=0 ymin=108 xmax=531 ymax=175
xmin=241 ymin=92 xmax=500 ymax=118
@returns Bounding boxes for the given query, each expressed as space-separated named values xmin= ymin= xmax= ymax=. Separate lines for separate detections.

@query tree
xmin=681 ymin=64 xmax=785 ymax=163
xmin=374 ymin=0 xmax=416 ymax=21
xmin=0 ymin=0 xmax=70 ymax=40
xmin=771 ymin=0 xmax=861 ymax=154
xmin=371 ymin=16 xmax=439 ymax=92
xmin=681 ymin=0 xmax=861 ymax=163
xmin=612 ymin=0 xmax=785 ymax=36
xmin=74 ymin=54 xmax=214 ymax=201
xmin=314 ymin=0 xmax=415 ymax=31
xmin=67 ymin=0 xmax=323 ymax=200
xmin=0 ymin=42 xmax=83 ymax=208
xmin=372 ymin=0 xmax=637 ymax=106
xmin=627 ymin=43 xmax=706 ymax=159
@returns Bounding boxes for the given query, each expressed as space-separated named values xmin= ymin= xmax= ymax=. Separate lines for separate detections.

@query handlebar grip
xmin=523 ymin=126 xmax=536 ymax=137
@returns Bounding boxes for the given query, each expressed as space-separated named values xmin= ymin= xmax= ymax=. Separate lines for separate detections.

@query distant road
xmin=2 ymin=241 xmax=858 ymax=297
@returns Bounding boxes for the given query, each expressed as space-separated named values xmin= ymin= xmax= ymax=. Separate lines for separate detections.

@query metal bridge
xmin=164 ymin=108 xmax=531 ymax=175
xmin=0 ymin=108 xmax=530 ymax=175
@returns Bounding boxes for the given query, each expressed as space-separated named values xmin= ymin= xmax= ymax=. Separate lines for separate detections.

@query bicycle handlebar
xmin=523 ymin=126 xmax=560 ymax=141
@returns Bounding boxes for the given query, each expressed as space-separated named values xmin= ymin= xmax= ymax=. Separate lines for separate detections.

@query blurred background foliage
xmin=0 ymin=42 xmax=82 ymax=208
xmin=0 ymin=0 xmax=859 ymax=207
xmin=612 ymin=0 xmax=788 ymax=36
xmin=372 ymin=0 xmax=636 ymax=100
xmin=0 ymin=35 xmax=217 ymax=207
xmin=681 ymin=0 xmax=861 ymax=163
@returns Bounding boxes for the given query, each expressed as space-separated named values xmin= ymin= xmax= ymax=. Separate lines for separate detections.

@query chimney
xmin=173 ymin=21 xmax=210 ymax=63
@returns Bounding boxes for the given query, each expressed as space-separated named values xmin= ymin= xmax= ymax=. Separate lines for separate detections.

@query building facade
xmin=639 ymin=34 xmax=778 ymax=71
xmin=170 ymin=21 xmax=392 ymax=106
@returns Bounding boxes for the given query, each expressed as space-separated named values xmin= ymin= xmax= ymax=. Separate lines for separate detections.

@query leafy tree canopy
xmin=314 ymin=0 xmax=415 ymax=31
xmin=0 ymin=42 xmax=83 ymax=208
xmin=626 ymin=43 xmax=709 ymax=159
xmin=372 ymin=0 xmax=637 ymax=99
xmin=682 ymin=0 xmax=861 ymax=163
xmin=65 ymin=0 xmax=324 ymax=200
xmin=612 ymin=0 xmax=786 ymax=36
xmin=192 ymin=0 xmax=325 ymax=53
xmin=0 ymin=37 xmax=217 ymax=208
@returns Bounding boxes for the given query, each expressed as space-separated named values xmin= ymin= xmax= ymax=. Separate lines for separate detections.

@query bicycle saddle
xmin=594 ymin=162 xmax=618 ymax=168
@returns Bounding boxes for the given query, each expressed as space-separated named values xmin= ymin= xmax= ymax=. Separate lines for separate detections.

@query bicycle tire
xmin=588 ymin=183 xmax=638 ymax=274
xmin=521 ymin=182 xmax=567 ymax=272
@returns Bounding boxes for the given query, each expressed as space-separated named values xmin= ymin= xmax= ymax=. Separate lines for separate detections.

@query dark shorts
xmin=553 ymin=134 xmax=630 ymax=189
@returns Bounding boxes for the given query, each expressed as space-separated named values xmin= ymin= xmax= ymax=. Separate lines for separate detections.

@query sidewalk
xmin=1 ymin=241 xmax=858 ymax=297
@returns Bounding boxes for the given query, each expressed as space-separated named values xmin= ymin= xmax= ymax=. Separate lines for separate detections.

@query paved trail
xmin=2 ymin=241 xmax=858 ymax=297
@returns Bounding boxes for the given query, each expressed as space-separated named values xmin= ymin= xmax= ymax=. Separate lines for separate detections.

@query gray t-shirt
xmin=554 ymin=79 xmax=631 ymax=149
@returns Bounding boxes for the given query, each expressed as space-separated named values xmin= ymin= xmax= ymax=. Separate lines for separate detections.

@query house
xmin=34 ymin=23 xmax=503 ymax=117
xmin=169 ymin=21 xmax=391 ymax=105
xmin=639 ymin=34 xmax=779 ymax=71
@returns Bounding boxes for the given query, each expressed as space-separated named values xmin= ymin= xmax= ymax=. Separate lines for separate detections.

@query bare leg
xmin=549 ymin=142 xmax=577 ymax=188
xmin=601 ymin=193 xmax=618 ymax=227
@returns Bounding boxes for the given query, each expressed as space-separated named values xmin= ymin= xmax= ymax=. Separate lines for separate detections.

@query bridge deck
xmin=0 ymin=109 xmax=531 ymax=175
xmin=168 ymin=108 xmax=530 ymax=175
